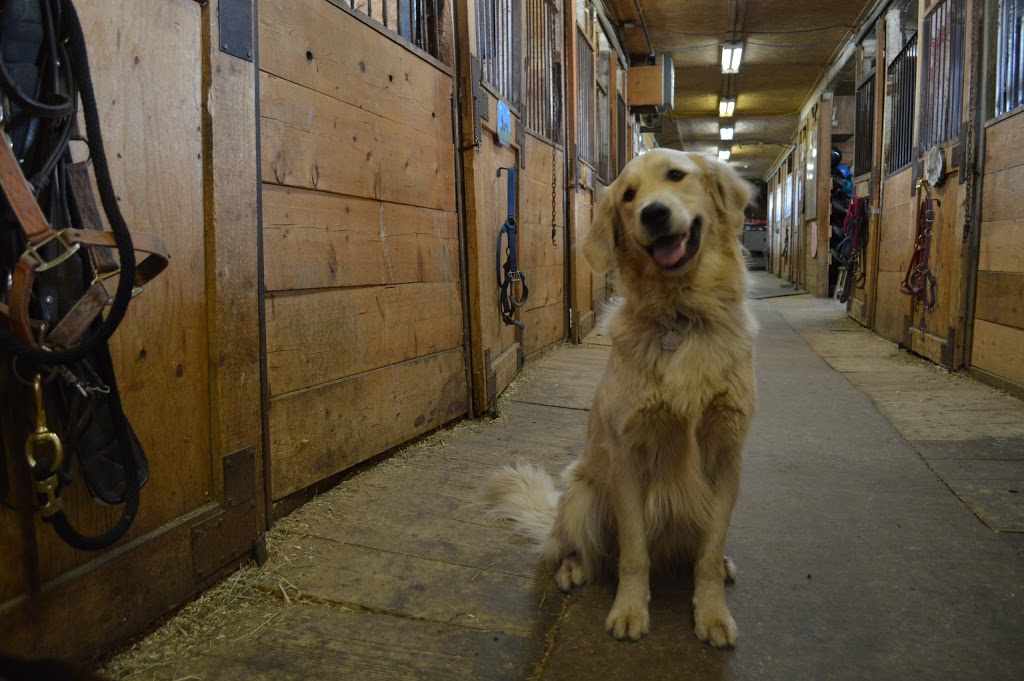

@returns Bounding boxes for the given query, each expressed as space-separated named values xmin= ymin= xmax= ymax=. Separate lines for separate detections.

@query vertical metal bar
xmin=941 ymin=4 xmax=947 ymax=143
xmin=502 ymin=0 xmax=508 ymax=98
xmin=1010 ymin=0 xmax=1018 ymax=113
xmin=1018 ymin=1 xmax=1024 ymax=109
xmin=894 ymin=53 xmax=900 ymax=169
xmin=937 ymin=6 xmax=944 ymax=145
xmin=1013 ymin=0 xmax=1019 ymax=112
xmin=999 ymin=0 xmax=1008 ymax=115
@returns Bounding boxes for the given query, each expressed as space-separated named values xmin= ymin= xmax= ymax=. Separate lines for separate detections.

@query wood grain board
xmin=265 ymin=282 xmax=464 ymax=396
xmin=262 ymin=185 xmax=459 ymax=291
xmin=269 ymin=348 xmax=468 ymax=499
xmin=971 ymin=320 xmax=1024 ymax=387
xmin=260 ymin=0 xmax=453 ymax=141
xmin=977 ymin=219 xmax=1024 ymax=273
xmin=258 ymin=1 xmax=466 ymax=501
xmin=971 ymin=112 xmax=1024 ymax=389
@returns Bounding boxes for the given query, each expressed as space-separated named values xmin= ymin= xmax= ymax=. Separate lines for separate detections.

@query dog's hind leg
xmin=724 ymin=556 xmax=737 ymax=583
xmin=543 ymin=462 xmax=607 ymax=592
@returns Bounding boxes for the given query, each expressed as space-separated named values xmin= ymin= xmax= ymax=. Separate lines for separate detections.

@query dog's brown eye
xmin=668 ymin=169 xmax=687 ymax=182
xmin=623 ymin=188 xmax=636 ymax=202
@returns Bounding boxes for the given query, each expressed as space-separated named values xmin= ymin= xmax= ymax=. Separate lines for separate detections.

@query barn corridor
xmin=101 ymin=272 xmax=1024 ymax=681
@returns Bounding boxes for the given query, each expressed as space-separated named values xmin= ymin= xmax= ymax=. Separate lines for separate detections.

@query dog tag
xmin=661 ymin=331 xmax=683 ymax=352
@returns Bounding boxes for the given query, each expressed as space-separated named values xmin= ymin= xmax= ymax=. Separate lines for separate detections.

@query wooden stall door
xmin=0 ymin=0 xmax=263 ymax=660
xmin=258 ymin=0 xmax=468 ymax=503
xmin=971 ymin=111 xmax=1024 ymax=390
xmin=521 ymin=136 xmax=568 ymax=357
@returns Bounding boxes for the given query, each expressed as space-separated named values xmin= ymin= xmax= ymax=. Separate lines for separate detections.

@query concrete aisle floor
xmin=102 ymin=275 xmax=1024 ymax=681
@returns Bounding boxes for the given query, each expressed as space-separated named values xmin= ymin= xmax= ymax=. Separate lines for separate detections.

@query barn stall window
xmin=855 ymin=72 xmax=876 ymax=175
xmin=887 ymin=33 xmax=917 ymax=173
xmin=525 ymin=0 xmax=563 ymax=142
xmin=995 ymin=0 xmax=1024 ymax=116
xmin=596 ymin=52 xmax=612 ymax=181
xmin=617 ymin=93 xmax=627 ymax=173
xmin=918 ymin=0 xmax=966 ymax=150
xmin=576 ymin=28 xmax=596 ymax=167
xmin=347 ymin=0 xmax=447 ymax=63
xmin=477 ymin=0 xmax=522 ymax=106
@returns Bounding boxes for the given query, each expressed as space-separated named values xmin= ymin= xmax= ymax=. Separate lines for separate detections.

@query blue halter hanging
xmin=496 ymin=166 xmax=528 ymax=331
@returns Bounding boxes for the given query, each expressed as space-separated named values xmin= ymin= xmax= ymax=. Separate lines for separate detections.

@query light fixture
xmin=719 ymin=97 xmax=736 ymax=117
xmin=720 ymin=126 xmax=735 ymax=141
xmin=721 ymin=41 xmax=744 ymax=74
xmin=718 ymin=148 xmax=732 ymax=161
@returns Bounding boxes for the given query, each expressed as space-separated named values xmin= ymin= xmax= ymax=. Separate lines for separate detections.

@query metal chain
xmin=551 ymin=145 xmax=558 ymax=245
xmin=962 ymin=0 xmax=981 ymax=244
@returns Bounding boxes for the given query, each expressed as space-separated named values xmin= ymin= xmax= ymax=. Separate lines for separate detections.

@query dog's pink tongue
xmin=651 ymin=235 xmax=686 ymax=268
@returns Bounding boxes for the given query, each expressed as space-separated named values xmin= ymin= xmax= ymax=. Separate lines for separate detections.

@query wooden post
xmin=867 ymin=17 xmax=887 ymax=330
xmin=564 ymin=0 xmax=579 ymax=342
xmin=204 ymin=0 xmax=265 ymax=529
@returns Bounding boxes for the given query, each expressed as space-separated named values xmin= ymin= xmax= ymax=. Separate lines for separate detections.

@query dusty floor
xmin=100 ymin=272 xmax=1024 ymax=680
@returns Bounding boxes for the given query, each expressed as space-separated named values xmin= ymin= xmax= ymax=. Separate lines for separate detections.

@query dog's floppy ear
xmin=698 ymin=155 xmax=755 ymax=227
xmin=583 ymin=185 xmax=620 ymax=274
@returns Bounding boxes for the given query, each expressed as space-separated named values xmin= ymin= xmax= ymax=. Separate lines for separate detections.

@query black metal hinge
xmin=219 ymin=0 xmax=253 ymax=62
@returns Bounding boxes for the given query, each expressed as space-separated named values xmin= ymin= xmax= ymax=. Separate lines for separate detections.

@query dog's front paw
xmin=555 ymin=555 xmax=587 ymax=592
xmin=605 ymin=601 xmax=650 ymax=641
xmin=693 ymin=605 xmax=737 ymax=648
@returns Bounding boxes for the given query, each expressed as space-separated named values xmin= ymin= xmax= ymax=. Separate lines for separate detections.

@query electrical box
xmin=627 ymin=55 xmax=675 ymax=114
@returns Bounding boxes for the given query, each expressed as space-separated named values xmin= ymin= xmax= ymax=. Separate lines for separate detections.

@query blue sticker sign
xmin=497 ymin=100 xmax=512 ymax=147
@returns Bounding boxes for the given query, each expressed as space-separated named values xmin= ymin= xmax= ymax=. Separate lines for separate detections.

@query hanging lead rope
xmin=899 ymin=182 xmax=938 ymax=335
xmin=496 ymin=166 xmax=527 ymax=331
xmin=0 ymin=0 xmax=169 ymax=550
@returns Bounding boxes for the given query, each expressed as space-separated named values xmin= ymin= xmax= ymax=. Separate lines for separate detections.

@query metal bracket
xmin=516 ymin=117 xmax=526 ymax=168
xmin=954 ymin=126 xmax=969 ymax=184
xmin=218 ymin=0 xmax=253 ymax=62
xmin=191 ymin=500 xmax=258 ymax=582
xmin=222 ymin=447 xmax=256 ymax=508
xmin=191 ymin=446 xmax=260 ymax=583
xmin=910 ymin=156 xmax=922 ymax=197
xmin=469 ymin=56 xmax=485 ymax=148
xmin=484 ymin=347 xmax=497 ymax=417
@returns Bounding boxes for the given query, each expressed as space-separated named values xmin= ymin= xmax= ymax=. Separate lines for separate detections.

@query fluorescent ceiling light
xmin=720 ymin=126 xmax=735 ymax=141
xmin=719 ymin=97 xmax=736 ymax=117
xmin=718 ymin=148 xmax=732 ymax=161
xmin=721 ymin=42 xmax=743 ymax=74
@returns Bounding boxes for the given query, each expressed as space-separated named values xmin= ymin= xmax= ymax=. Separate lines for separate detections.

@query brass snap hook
xmin=24 ymin=374 xmax=64 ymax=474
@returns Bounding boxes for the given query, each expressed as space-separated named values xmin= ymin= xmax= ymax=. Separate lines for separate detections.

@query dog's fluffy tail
xmin=481 ymin=464 xmax=559 ymax=545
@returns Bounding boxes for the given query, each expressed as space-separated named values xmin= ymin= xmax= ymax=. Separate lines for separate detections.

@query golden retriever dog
xmin=483 ymin=149 xmax=756 ymax=647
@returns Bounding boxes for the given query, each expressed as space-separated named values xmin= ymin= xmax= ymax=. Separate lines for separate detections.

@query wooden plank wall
xmin=856 ymin=7 xmax=979 ymax=368
xmin=810 ymin=100 xmax=831 ymax=299
xmin=574 ymin=184 xmax=596 ymax=340
xmin=1 ymin=0 xmax=263 ymax=659
xmin=848 ymin=175 xmax=873 ymax=318
xmin=768 ymin=174 xmax=780 ymax=275
xmin=972 ymin=111 xmax=1024 ymax=388
xmin=258 ymin=0 xmax=468 ymax=501
xmin=874 ymin=154 xmax=967 ymax=367
xmin=520 ymin=135 xmax=567 ymax=357
xmin=900 ymin=147 xmax=967 ymax=365
xmin=874 ymin=168 xmax=916 ymax=342
xmin=463 ymin=93 xmax=521 ymax=409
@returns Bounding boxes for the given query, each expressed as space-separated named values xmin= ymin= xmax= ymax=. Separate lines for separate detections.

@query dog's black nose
xmin=640 ymin=202 xmax=671 ymax=232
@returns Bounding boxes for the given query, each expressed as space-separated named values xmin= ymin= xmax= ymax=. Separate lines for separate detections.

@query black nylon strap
xmin=0 ymin=0 xmax=137 ymax=367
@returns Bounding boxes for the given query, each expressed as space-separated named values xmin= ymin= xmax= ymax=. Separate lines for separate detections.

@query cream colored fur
xmin=483 ymin=149 xmax=756 ymax=647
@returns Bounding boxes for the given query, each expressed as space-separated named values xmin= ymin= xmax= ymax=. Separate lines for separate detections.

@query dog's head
xmin=584 ymin=149 xmax=754 ymax=279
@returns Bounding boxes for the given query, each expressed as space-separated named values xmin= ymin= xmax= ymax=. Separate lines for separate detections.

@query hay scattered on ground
xmin=99 ymin=350 xmax=560 ymax=679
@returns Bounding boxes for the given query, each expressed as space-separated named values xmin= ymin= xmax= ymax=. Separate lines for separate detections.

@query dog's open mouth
xmin=645 ymin=217 xmax=702 ymax=271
